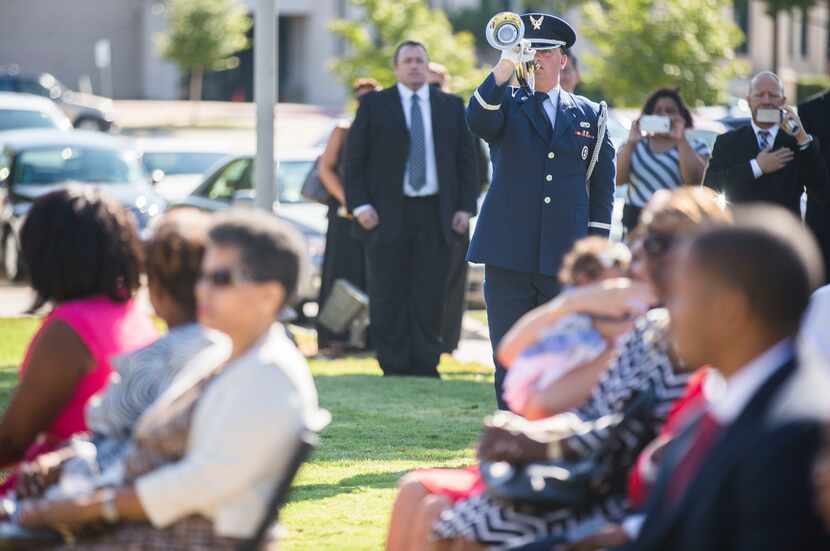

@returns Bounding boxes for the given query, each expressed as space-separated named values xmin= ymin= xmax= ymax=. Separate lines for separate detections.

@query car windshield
xmin=0 ymin=109 xmax=59 ymax=131
xmin=142 ymin=151 xmax=228 ymax=177
xmin=14 ymin=146 xmax=143 ymax=186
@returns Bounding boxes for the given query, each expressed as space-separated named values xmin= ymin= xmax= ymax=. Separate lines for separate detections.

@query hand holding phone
xmin=639 ymin=115 xmax=671 ymax=135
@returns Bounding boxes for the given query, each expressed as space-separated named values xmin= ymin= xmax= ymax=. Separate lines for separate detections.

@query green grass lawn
xmin=0 ymin=318 xmax=494 ymax=550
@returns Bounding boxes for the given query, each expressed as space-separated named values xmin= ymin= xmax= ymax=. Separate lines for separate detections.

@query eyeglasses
xmin=198 ymin=268 xmax=253 ymax=288
xmin=642 ymin=232 xmax=676 ymax=257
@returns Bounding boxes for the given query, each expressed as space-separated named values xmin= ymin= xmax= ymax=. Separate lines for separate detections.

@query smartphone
xmin=756 ymin=108 xmax=781 ymax=124
xmin=639 ymin=115 xmax=671 ymax=135
xmin=756 ymin=107 xmax=801 ymax=133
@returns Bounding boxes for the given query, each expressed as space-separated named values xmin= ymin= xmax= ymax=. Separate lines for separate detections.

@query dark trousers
xmin=441 ymin=231 xmax=469 ymax=353
xmin=316 ymin=202 xmax=368 ymax=348
xmin=622 ymin=203 xmax=643 ymax=235
xmin=366 ymin=196 xmax=450 ymax=376
xmin=484 ymin=265 xmax=561 ymax=409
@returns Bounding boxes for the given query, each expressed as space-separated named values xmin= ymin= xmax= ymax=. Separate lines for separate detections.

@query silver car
xmin=0 ymin=130 xmax=166 ymax=280
xmin=172 ymin=151 xmax=327 ymax=311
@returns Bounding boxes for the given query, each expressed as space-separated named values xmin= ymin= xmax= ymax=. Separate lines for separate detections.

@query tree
xmin=157 ymin=0 xmax=251 ymax=102
xmin=759 ymin=0 xmax=816 ymax=73
xmin=581 ymin=0 xmax=748 ymax=107
xmin=329 ymin=0 xmax=487 ymax=100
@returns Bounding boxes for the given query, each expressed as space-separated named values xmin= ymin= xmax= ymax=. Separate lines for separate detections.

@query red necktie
xmin=666 ymin=412 xmax=722 ymax=505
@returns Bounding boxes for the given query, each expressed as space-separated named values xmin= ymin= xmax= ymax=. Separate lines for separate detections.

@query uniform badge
xmin=581 ymin=146 xmax=589 ymax=160
xmin=580 ymin=122 xmax=591 ymax=128
xmin=529 ymin=15 xmax=544 ymax=30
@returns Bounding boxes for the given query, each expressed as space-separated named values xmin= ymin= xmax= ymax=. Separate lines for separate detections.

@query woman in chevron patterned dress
xmin=387 ymin=188 xmax=732 ymax=551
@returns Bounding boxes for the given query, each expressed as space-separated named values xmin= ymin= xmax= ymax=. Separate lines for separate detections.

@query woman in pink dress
xmin=0 ymin=187 xmax=157 ymax=495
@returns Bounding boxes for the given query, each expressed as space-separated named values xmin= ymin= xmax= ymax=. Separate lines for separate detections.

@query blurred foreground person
xmin=0 ymin=188 xmax=157 ymax=496
xmin=620 ymin=205 xmax=830 ymax=551
xmin=17 ymin=209 xmax=321 ymax=549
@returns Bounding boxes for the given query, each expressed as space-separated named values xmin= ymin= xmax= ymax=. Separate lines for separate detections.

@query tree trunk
xmin=771 ymin=11 xmax=779 ymax=73
xmin=189 ymin=65 xmax=204 ymax=102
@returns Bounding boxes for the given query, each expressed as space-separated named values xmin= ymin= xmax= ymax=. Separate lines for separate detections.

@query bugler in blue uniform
xmin=466 ymin=12 xmax=615 ymax=408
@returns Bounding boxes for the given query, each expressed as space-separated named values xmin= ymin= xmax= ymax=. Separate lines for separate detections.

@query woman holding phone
xmin=617 ymin=88 xmax=710 ymax=234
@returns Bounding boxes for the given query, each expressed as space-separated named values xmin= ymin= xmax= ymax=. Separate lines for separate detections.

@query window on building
xmin=733 ymin=0 xmax=749 ymax=54
xmin=801 ymin=7 xmax=809 ymax=58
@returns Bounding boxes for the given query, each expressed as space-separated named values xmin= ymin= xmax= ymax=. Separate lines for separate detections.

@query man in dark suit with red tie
xmin=704 ymin=71 xmax=827 ymax=217
xmin=344 ymin=41 xmax=479 ymax=377
xmin=618 ymin=206 xmax=830 ymax=551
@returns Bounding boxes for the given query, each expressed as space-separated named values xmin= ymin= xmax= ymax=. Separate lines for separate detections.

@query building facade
xmin=1 ymin=0 xmax=827 ymax=108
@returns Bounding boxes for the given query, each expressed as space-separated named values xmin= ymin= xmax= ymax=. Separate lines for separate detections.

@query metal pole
xmin=255 ymin=0 xmax=277 ymax=211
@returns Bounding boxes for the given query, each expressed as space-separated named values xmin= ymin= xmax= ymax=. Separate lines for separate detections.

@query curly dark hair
xmin=642 ymin=88 xmax=694 ymax=129
xmin=145 ymin=208 xmax=210 ymax=320
xmin=20 ymin=186 xmax=143 ymax=312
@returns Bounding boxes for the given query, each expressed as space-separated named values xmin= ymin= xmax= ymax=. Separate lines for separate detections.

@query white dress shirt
xmin=749 ymin=120 xmax=780 ymax=179
xmin=135 ymin=324 xmax=320 ymax=538
xmin=539 ymin=85 xmax=561 ymax=131
xmin=707 ymin=338 xmax=793 ymax=425
xmin=397 ymin=82 xmax=439 ymax=196
xmin=353 ymin=83 xmax=440 ymax=217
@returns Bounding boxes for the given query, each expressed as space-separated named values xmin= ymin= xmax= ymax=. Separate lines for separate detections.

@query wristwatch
xmin=99 ymin=489 xmax=120 ymax=524
xmin=799 ymin=135 xmax=814 ymax=151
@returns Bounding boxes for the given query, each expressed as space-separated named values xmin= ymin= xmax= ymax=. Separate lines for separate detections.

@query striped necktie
xmin=408 ymin=94 xmax=427 ymax=191
xmin=758 ymin=130 xmax=771 ymax=151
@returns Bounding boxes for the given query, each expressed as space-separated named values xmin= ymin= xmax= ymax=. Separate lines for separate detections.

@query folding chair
xmin=238 ymin=410 xmax=330 ymax=551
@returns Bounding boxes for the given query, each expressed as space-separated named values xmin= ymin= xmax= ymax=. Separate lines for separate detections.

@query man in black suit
xmin=344 ymin=41 xmax=478 ymax=377
xmin=704 ymin=71 xmax=827 ymax=217
xmin=619 ymin=206 xmax=830 ymax=551
xmin=800 ymin=89 xmax=830 ymax=283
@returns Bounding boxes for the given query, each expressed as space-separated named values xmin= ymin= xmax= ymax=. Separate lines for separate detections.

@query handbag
xmin=300 ymin=157 xmax=331 ymax=205
xmin=480 ymin=385 xmax=657 ymax=509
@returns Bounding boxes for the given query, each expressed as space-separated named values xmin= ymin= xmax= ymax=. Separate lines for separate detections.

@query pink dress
xmin=0 ymin=296 xmax=157 ymax=495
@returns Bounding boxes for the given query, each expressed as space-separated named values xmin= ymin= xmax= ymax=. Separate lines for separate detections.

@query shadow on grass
xmin=290 ymin=469 xmax=411 ymax=503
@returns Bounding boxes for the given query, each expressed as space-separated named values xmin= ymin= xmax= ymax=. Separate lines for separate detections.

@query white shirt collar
xmin=707 ymin=339 xmax=794 ymax=424
xmin=397 ymin=82 xmax=430 ymax=103
xmin=750 ymin=119 xmax=779 ymax=142
xmin=541 ymin=85 xmax=561 ymax=104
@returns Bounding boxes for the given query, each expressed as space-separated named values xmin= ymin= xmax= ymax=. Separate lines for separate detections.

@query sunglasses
xmin=198 ymin=268 xmax=253 ymax=288
xmin=642 ymin=232 xmax=676 ymax=257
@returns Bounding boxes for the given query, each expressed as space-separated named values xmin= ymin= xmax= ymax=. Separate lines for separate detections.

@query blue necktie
xmin=409 ymin=94 xmax=427 ymax=191
xmin=758 ymin=130 xmax=771 ymax=150
xmin=534 ymin=91 xmax=553 ymax=138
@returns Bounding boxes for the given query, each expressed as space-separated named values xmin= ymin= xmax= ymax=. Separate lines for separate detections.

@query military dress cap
xmin=521 ymin=13 xmax=576 ymax=50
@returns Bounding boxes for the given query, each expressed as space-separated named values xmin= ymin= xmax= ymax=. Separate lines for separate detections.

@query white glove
xmin=500 ymin=39 xmax=535 ymax=67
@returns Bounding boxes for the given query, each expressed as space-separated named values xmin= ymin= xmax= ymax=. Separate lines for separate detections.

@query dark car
xmin=0 ymin=129 xmax=165 ymax=280
xmin=0 ymin=68 xmax=114 ymax=131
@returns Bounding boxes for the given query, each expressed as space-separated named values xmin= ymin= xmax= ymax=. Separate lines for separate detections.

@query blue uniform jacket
xmin=466 ymin=73 xmax=615 ymax=276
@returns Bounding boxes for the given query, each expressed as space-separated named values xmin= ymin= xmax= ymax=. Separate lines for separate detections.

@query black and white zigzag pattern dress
xmin=432 ymin=309 xmax=691 ymax=550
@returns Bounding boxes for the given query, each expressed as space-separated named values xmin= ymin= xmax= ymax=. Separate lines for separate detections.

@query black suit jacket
xmin=800 ymin=91 xmax=830 ymax=282
xmin=344 ymin=85 xmax=479 ymax=244
xmin=620 ymin=358 xmax=830 ymax=551
xmin=704 ymin=124 xmax=827 ymax=217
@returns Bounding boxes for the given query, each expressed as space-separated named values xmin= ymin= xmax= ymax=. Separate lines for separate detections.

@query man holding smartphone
xmin=704 ymin=71 xmax=827 ymax=218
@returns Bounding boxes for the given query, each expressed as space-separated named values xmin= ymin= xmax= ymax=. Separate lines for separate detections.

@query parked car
xmin=0 ymin=68 xmax=114 ymax=131
xmin=172 ymin=151 xmax=326 ymax=312
xmin=0 ymin=129 xmax=165 ymax=280
xmin=135 ymin=138 xmax=236 ymax=201
xmin=0 ymin=92 xmax=72 ymax=132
